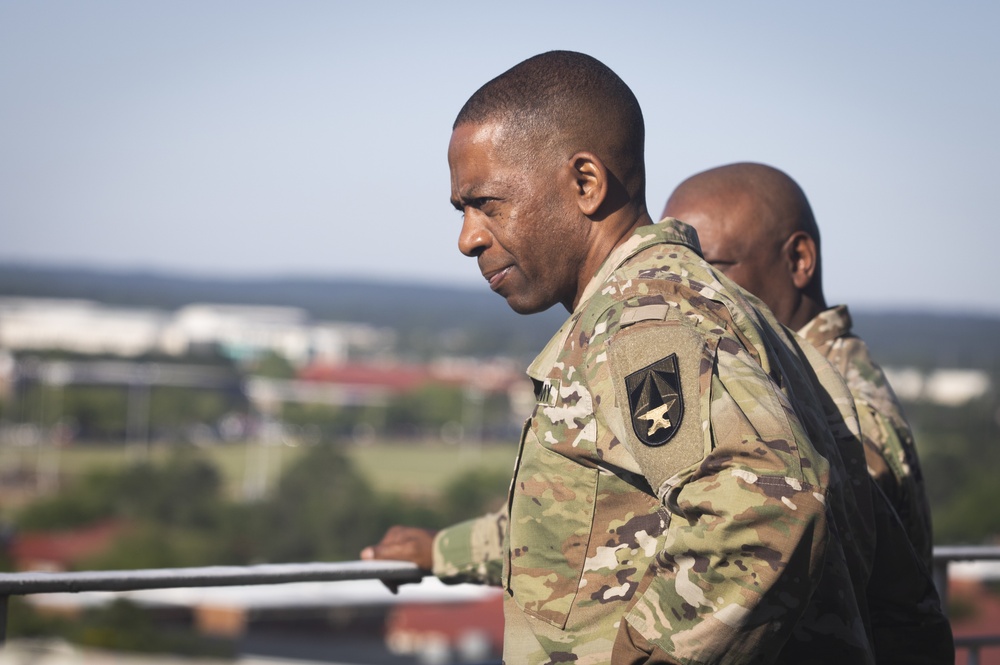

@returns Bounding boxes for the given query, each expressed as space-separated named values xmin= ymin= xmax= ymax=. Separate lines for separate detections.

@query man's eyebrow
xmin=451 ymin=187 xmax=487 ymax=210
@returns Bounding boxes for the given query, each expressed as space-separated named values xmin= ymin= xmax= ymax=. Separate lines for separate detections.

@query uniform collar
xmin=797 ymin=304 xmax=852 ymax=348
xmin=574 ymin=218 xmax=701 ymax=308
xmin=527 ymin=218 xmax=702 ymax=381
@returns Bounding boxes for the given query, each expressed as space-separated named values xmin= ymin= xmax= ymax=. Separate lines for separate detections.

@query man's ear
xmin=785 ymin=231 xmax=818 ymax=289
xmin=569 ymin=151 xmax=608 ymax=217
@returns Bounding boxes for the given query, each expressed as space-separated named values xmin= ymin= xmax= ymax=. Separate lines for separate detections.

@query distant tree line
xmin=0 ymin=264 xmax=567 ymax=359
xmin=2 ymin=350 xmax=520 ymax=444
xmin=9 ymin=443 xmax=509 ymax=569
xmin=2 ymin=441 xmax=511 ymax=653
xmin=909 ymin=393 xmax=1000 ymax=545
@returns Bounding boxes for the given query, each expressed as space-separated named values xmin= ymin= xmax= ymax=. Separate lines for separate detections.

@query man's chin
xmin=502 ymin=293 xmax=556 ymax=316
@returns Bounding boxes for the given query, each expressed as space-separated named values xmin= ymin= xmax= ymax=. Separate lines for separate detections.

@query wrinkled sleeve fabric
xmin=856 ymin=398 xmax=934 ymax=569
xmin=432 ymin=506 xmax=507 ymax=586
xmin=866 ymin=484 xmax=954 ymax=664
xmin=600 ymin=322 xmax=833 ymax=664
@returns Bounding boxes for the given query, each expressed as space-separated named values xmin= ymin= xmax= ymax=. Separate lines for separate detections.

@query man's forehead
xmin=450 ymin=120 xmax=508 ymax=153
xmin=668 ymin=199 xmax=728 ymax=234
xmin=674 ymin=190 xmax=757 ymax=228
xmin=449 ymin=123 xmax=496 ymax=175
xmin=449 ymin=123 xmax=523 ymax=183
xmin=670 ymin=204 xmax=756 ymax=261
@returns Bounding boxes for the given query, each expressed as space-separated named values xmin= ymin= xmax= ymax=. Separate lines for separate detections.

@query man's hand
xmin=360 ymin=525 xmax=438 ymax=572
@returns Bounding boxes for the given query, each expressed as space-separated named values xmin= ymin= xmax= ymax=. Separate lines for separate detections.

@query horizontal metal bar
xmin=0 ymin=550 xmax=997 ymax=657
xmin=955 ymin=635 xmax=1000 ymax=649
xmin=0 ymin=561 xmax=424 ymax=596
xmin=933 ymin=545 xmax=1000 ymax=562
xmin=0 ymin=545 xmax=994 ymax=597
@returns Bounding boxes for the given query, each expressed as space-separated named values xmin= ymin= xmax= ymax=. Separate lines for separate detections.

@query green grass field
xmin=0 ymin=439 xmax=519 ymax=505
xmin=348 ymin=440 xmax=517 ymax=498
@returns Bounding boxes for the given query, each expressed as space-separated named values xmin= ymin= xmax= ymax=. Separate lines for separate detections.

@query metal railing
xmin=933 ymin=545 xmax=1000 ymax=665
xmin=0 ymin=560 xmax=423 ymax=644
xmin=0 ymin=547 xmax=998 ymax=659
xmin=932 ymin=545 xmax=1000 ymax=606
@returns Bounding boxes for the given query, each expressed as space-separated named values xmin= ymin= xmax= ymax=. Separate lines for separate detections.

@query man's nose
xmin=458 ymin=212 xmax=492 ymax=257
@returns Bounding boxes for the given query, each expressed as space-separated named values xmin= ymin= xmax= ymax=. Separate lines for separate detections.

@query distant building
xmin=385 ymin=593 xmax=504 ymax=663
xmin=884 ymin=366 xmax=992 ymax=406
xmin=923 ymin=369 xmax=993 ymax=407
xmin=0 ymin=298 xmax=166 ymax=357
xmin=0 ymin=349 xmax=14 ymax=398
xmin=8 ymin=520 xmax=126 ymax=572
xmin=286 ymin=357 xmax=533 ymax=415
xmin=26 ymin=576 xmax=503 ymax=663
xmin=0 ymin=297 xmax=393 ymax=367
xmin=160 ymin=303 xmax=393 ymax=366
xmin=299 ymin=357 xmax=528 ymax=395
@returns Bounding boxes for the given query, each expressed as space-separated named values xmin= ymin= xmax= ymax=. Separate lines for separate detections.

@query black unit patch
xmin=625 ymin=354 xmax=684 ymax=447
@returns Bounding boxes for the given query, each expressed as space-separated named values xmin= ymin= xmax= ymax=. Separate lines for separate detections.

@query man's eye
xmin=454 ymin=197 xmax=499 ymax=218
xmin=474 ymin=197 xmax=500 ymax=209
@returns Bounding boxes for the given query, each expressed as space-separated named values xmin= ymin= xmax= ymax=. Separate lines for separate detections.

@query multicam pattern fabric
xmin=798 ymin=305 xmax=934 ymax=568
xmin=434 ymin=508 xmax=507 ymax=587
xmin=437 ymin=219 xmax=877 ymax=664
xmin=727 ymin=291 xmax=953 ymax=664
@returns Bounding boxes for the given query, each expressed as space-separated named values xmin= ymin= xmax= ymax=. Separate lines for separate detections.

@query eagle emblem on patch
xmin=625 ymin=354 xmax=683 ymax=447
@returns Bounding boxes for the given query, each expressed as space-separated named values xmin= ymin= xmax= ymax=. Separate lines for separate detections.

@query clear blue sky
xmin=2 ymin=1 xmax=998 ymax=314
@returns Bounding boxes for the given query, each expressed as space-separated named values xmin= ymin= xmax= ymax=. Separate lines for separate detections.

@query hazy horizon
xmin=3 ymin=260 xmax=1000 ymax=321
xmin=3 ymin=1 xmax=998 ymax=314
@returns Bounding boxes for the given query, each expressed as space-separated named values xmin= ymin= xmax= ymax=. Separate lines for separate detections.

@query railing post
xmin=933 ymin=556 xmax=949 ymax=615
xmin=0 ymin=594 xmax=8 ymax=646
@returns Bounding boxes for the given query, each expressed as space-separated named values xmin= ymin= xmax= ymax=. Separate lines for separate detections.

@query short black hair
xmin=454 ymin=51 xmax=644 ymax=177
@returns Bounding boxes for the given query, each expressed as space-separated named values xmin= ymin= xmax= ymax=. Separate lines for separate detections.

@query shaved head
xmin=455 ymin=50 xmax=646 ymax=204
xmin=662 ymin=162 xmax=825 ymax=330
xmin=449 ymin=52 xmax=654 ymax=314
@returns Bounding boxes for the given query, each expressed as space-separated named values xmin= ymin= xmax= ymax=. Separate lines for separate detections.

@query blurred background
xmin=1 ymin=1 xmax=998 ymax=663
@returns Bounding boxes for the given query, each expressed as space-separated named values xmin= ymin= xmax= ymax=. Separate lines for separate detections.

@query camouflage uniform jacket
xmin=435 ymin=219 xmax=880 ymax=664
xmin=798 ymin=305 xmax=934 ymax=568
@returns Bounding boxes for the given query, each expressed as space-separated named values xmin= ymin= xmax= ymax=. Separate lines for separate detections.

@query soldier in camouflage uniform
xmin=363 ymin=53 xmax=949 ymax=663
xmin=662 ymin=162 xmax=934 ymax=569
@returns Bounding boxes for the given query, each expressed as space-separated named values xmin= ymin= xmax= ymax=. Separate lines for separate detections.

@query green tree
xmin=148 ymin=387 xmax=243 ymax=438
xmin=248 ymin=350 xmax=297 ymax=379
xmin=16 ymin=453 xmax=225 ymax=532
xmin=82 ymin=523 xmax=232 ymax=570
xmin=16 ymin=469 xmax=120 ymax=530
xmin=385 ymin=384 xmax=464 ymax=432
xmin=249 ymin=443 xmax=391 ymax=562
xmin=281 ymin=402 xmax=381 ymax=438
xmin=909 ymin=392 xmax=1000 ymax=544
xmin=438 ymin=467 xmax=511 ymax=525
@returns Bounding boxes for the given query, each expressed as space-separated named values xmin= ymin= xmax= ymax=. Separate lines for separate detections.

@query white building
xmin=883 ymin=366 xmax=992 ymax=406
xmin=0 ymin=298 xmax=393 ymax=367
xmin=0 ymin=298 xmax=166 ymax=357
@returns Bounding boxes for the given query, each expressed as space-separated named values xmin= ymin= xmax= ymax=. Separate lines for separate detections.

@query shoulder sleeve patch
xmin=626 ymin=354 xmax=683 ymax=446
xmin=606 ymin=321 xmax=709 ymax=497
